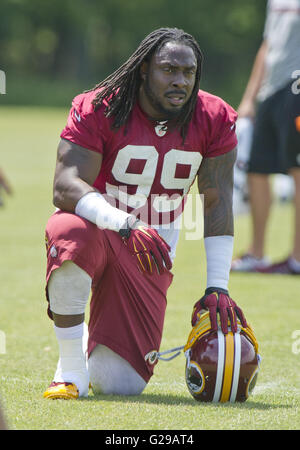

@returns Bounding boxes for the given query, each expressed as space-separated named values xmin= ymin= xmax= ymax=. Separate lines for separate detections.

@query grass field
xmin=0 ymin=106 xmax=299 ymax=430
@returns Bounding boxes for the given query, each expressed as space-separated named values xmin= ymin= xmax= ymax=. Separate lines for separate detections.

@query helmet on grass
xmin=184 ymin=312 xmax=260 ymax=402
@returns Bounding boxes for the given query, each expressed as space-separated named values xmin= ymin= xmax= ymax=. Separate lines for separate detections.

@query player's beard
xmin=143 ymin=76 xmax=184 ymax=121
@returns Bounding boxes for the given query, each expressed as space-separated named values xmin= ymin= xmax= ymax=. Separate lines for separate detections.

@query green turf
xmin=0 ymin=106 xmax=299 ymax=430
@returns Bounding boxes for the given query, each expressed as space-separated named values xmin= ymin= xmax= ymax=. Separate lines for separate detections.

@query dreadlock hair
xmin=89 ymin=27 xmax=204 ymax=141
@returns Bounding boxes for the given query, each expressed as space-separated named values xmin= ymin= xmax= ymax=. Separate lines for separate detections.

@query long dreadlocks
xmin=89 ymin=27 xmax=204 ymax=141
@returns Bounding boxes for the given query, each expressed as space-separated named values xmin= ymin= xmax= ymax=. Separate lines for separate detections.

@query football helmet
xmin=184 ymin=312 xmax=260 ymax=402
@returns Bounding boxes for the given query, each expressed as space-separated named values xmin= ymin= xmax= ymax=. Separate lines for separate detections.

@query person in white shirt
xmin=231 ymin=0 xmax=300 ymax=274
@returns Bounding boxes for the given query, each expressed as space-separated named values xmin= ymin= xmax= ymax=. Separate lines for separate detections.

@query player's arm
xmin=193 ymin=148 xmax=247 ymax=334
xmin=53 ymin=138 xmax=171 ymax=274
xmin=53 ymin=138 xmax=130 ymax=228
xmin=53 ymin=138 xmax=102 ymax=212
xmin=197 ymin=148 xmax=236 ymax=238
xmin=237 ymin=39 xmax=268 ymax=118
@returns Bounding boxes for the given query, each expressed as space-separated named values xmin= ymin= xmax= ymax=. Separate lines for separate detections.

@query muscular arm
xmin=193 ymin=147 xmax=248 ymax=333
xmin=53 ymin=138 xmax=103 ymax=212
xmin=197 ymin=148 xmax=237 ymax=237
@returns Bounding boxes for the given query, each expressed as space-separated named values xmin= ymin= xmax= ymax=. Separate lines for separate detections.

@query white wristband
xmin=204 ymin=235 xmax=233 ymax=290
xmin=75 ymin=191 xmax=131 ymax=231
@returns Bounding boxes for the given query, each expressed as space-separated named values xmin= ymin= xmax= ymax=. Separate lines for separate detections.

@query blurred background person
xmin=0 ymin=168 xmax=13 ymax=207
xmin=231 ymin=0 xmax=300 ymax=274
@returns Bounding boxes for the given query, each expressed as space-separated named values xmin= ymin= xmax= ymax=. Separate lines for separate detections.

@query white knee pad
xmin=88 ymin=345 xmax=147 ymax=396
xmin=48 ymin=261 xmax=92 ymax=315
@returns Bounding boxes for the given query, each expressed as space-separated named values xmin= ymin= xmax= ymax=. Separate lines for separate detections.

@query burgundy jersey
xmin=61 ymin=90 xmax=237 ymax=258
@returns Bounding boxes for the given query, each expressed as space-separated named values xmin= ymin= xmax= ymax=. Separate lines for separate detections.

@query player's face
xmin=139 ymin=41 xmax=197 ymax=121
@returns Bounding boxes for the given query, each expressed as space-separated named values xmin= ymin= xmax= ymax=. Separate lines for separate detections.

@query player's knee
xmin=48 ymin=261 xmax=92 ymax=315
xmin=46 ymin=210 xmax=97 ymax=244
xmin=88 ymin=345 xmax=147 ymax=396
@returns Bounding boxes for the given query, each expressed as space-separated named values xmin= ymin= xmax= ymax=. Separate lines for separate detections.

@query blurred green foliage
xmin=0 ymin=0 xmax=266 ymax=107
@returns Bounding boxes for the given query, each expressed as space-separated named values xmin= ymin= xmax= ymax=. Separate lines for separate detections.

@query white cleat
xmin=231 ymin=254 xmax=270 ymax=272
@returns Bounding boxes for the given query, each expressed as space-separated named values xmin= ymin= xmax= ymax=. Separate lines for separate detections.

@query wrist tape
xmin=204 ymin=235 xmax=233 ymax=290
xmin=75 ymin=191 xmax=131 ymax=231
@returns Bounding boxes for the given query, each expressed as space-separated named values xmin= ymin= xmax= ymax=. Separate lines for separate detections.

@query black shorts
xmin=248 ymin=81 xmax=300 ymax=174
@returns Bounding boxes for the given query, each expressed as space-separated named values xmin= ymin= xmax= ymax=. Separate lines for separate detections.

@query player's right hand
xmin=119 ymin=217 xmax=172 ymax=275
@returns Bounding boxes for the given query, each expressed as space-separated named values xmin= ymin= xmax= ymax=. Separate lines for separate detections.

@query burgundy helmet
xmin=184 ymin=312 xmax=260 ymax=402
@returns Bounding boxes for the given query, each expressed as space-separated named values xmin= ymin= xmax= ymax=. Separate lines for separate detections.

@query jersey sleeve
xmin=60 ymin=92 xmax=106 ymax=154
xmin=205 ymin=100 xmax=238 ymax=158
xmin=262 ymin=0 xmax=271 ymax=39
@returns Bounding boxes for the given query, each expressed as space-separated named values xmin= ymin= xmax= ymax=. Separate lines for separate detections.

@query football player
xmin=43 ymin=27 xmax=247 ymax=400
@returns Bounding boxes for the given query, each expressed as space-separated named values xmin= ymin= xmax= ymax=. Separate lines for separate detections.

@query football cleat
xmin=43 ymin=381 xmax=79 ymax=400
xmin=231 ymin=253 xmax=270 ymax=272
xmin=256 ymin=257 xmax=300 ymax=275
xmin=184 ymin=312 xmax=260 ymax=403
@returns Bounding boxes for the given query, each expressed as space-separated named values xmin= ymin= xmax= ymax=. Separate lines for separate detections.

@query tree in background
xmin=0 ymin=0 xmax=266 ymax=107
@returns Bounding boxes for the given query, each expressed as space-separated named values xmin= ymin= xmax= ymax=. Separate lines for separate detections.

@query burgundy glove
xmin=119 ymin=217 xmax=172 ymax=275
xmin=191 ymin=287 xmax=247 ymax=334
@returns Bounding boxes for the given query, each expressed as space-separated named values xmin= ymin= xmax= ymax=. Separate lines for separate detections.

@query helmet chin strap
xmin=145 ymin=346 xmax=185 ymax=365
xmin=157 ymin=345 xmax=185 ymax=361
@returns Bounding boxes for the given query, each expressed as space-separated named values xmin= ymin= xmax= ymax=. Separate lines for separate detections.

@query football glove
xmin=119 ymin=217 xmax=172 ymax=275
xmin=191 ymin=287 xmax=247 ymax=334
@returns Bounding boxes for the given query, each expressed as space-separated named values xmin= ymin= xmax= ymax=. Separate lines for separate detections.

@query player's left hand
xmin=191 ymin=287 xmax=247 ymax=334
xmin=119 ymin=217 xmax=172 ymax=275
